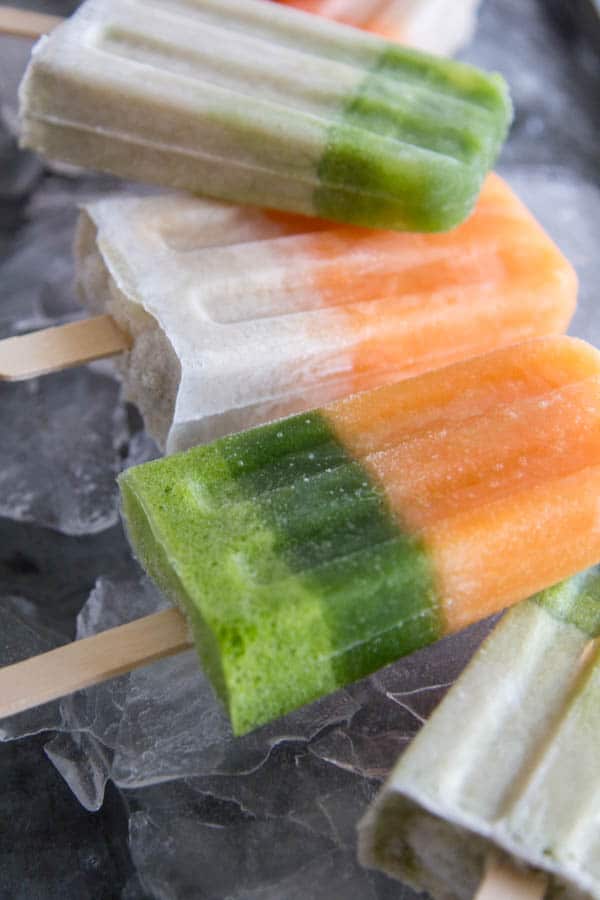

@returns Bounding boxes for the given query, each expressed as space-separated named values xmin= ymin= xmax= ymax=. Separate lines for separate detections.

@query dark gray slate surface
xmin=0 ymin=1 xmax=599 ymax=898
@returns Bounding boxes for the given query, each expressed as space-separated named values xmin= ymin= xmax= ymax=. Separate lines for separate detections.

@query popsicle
xmin=358 ymin=567 xmax=600 ymax=899
xmin=117 ymin=335 xmax=600 ymax=735
xmin=275 ymin=0 xmax=482 ymax=54
xmin=17 ymin=0 xmax=511 ymax=231
xmin=73 ymin=173 xmax=574 ymax=452
xmin=2 ymin=337 xmax=600 ymax=735
xmin=0 ymin=175 xmax=576 ymax=448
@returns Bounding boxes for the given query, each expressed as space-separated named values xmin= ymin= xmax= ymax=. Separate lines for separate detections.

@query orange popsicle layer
xmin=294 ymin=173 xmax=577 ymax=392
xmin=257 ymin=175 xmax=578 ymax=401
xmin=325 ymin=337 xmax=600 ymax=632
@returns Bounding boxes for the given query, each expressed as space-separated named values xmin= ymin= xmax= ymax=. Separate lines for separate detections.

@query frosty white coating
xmin=359 ymin=596 xmax=600 ymax=900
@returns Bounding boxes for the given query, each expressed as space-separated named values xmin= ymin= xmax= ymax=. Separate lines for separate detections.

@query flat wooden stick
xmin=0 ymin=315 xmax=131 ymax=381
xmin=0 ymin=608 xmax=193 ymax=719
xmin=0 ymin=5 xmax=62 ymax=38
xmin=475 ymin=854 xmax=547 ymax=900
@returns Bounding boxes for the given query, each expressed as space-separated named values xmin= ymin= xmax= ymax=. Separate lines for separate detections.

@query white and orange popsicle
xmin=275 ymin=0 xmax=482 ymax=54
xmin=74 ymin=174 xmax=576 ymax=453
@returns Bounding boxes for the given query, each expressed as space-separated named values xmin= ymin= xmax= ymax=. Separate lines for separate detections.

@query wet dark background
xmin=1 ymin=1 xmax=599 ymax=898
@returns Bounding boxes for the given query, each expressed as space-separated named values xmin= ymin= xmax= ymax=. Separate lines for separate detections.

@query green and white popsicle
xmin=359 ymin=568 xmax=600 ymax=899
xmin=19 ymin=0 xmax=511 ymax=231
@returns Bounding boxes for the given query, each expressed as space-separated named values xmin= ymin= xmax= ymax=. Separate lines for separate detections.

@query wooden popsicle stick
xmin=0 ymin=315 xmax=131 ymax=381
xmin=0 ymin=608 xmax=193 ymax=719
xmin=0 ymin=5 xmax=62 ymax=38
xmin=475 ymin=854 xmax=548 ymax=900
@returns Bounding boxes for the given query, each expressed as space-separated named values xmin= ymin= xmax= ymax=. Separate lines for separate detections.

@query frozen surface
xmin=42 ymin=576 xmax=366 ymax=809
xmin=1 ymin=0 xmax=599 ymax=898
xmin=0 ymin=144 xmax=158 ymax=535
xmin=0 ymin=370 xmax=128 ymax=533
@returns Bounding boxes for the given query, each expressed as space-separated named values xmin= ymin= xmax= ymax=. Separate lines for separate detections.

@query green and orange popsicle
xmin=119 ymin=337 xmax=600 ymax=734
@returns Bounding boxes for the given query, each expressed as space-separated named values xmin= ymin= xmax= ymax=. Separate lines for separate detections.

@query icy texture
xmin=0 ymin=175 xmax=79 ymax=333
xmin=0 ymin=370 xmax=128 ymax=533
xmin=0 ymin=169 xmax=127 ymax=334
xmin=125 ymin=779 xmax=414 ymax=900
xmin=119 ymin=619 xmax=493 ymax=899
xmin=5 ymin=570 xmax=492 ymax=900
xmin=40 ymin=575 xmax=363 ymax=810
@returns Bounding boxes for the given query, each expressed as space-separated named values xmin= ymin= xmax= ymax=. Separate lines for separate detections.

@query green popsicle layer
xmin=119 ymin=412 xmax=441 ymax=734
xmin=317 ymin=45 xmax=512 ymax=230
